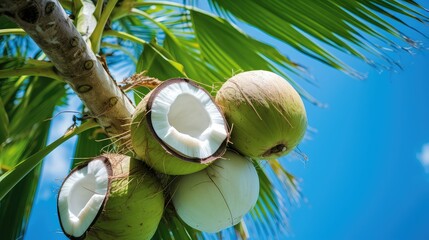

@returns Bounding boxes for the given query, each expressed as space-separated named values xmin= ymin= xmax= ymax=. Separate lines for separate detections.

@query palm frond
xmin=188 ymin=9 xmax=320 ymax=104
xmin=0 ymin=72 xmax=68 ymax=239
xmin=207 ymin=0 xmax=429 ymax=75
xmin=0 ymin=98 xmax=8 ymax=144
xmin=137 ymin=39 xmax=186 ymax=79
xmin=116 ymin=3 xmax=321 ymax=104
xmin=72 ymin=124 xmax=112 ymax=167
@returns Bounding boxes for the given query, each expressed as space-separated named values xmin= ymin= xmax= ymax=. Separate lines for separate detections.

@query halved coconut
xmin=215 ymin=70 xmax=307 ymax=160
xmin=57 ymin=154 xmax=164 ymax=240
xmin=131 ymin=78 xmax=229 ymax=175
xmin=171 ymin=150 xmax=259 ymax=233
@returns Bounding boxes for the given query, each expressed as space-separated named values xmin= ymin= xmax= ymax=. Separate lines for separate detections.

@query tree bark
xmin=0 ymin=0 xmax=135 ymax=138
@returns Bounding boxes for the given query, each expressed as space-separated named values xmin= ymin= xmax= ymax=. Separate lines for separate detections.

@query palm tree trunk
xmin=0 ymin=0 xmax=135 ymax=138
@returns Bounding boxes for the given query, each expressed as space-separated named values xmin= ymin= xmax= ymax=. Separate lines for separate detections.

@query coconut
xmin=131 ymin=78 xmax=229 ymax=175
xmin=171 ymin=150 xmax=259 ymax=233
xmin=57 ymin=154 xmax=164 ymax=240
xmin=215 ymin=70 xmax=307 ymax=159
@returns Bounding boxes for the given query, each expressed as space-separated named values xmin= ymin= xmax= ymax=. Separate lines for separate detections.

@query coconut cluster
xmin=57 ymin=70 xmax=307 ymax=238
xmin=129 ymin=71 xmax=305 ymax=233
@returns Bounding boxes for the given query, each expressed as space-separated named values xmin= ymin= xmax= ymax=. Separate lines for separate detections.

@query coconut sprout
xmin=131 ymin=78 xmax=229 ymax=175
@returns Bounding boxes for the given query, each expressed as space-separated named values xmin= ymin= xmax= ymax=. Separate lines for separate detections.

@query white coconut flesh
xmin=58 ymin=159 xmax=109 ymax=238
xmin=150 ymin=81 xmax=227 ymax=159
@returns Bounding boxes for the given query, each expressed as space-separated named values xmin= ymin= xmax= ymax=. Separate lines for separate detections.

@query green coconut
xmin=131 ymin=78 xmax=229 ymax=175
xmin=215 ymin=70 xmax=307 ymax=160
xmin=57 ymin=154 xmax=164 ymax=240
xmin=171 ymin=150 xmax=259 ymax=233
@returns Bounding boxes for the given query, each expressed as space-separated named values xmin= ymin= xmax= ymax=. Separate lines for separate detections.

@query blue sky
xmin=285 ymin=48 xmax=429 ymax=240
xmin=24 ymin=4 xmax=429 ymax=240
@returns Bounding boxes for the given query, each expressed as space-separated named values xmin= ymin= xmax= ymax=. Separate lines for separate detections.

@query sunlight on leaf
xmin=0 ymin=98 xmax=8 ymax=144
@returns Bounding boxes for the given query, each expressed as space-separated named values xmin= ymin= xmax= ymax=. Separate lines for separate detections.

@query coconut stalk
xmin=57 ymin=154 xmax=165 ymax=240
xmin=0 ymin=0 xmax=135 ymax=139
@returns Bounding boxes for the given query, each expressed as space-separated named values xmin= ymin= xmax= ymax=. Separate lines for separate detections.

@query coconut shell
xmin=171 ymin=150 xmax=259 ymax=233
xmin=215 ymin=70 xmax=307 ymax=159
xmin=58 ymin=154 xmax=164 ymax=240
xmin=131 ymin=78 xmax=228 ymax=175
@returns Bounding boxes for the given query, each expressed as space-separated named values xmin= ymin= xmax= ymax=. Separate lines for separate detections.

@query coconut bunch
xmin=57 ymin=154 xmax=164 ymax=240
xmin=57 ymin=71 xmax=307 ymax=238
xmin=130 ymin=71 xmax=306 ymax=233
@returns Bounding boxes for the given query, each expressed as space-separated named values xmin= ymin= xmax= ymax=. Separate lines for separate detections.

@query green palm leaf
xmin=137 ymin=39 xmax=186 ymax=80
xmin=0 ymin=98 xmax=8 ymax=144
xmin=188 ymin=9 xmax=319 ymax=104
xmin=117 ymin=4 xmax=320 ymax=104
xmin=208 ymin=0 xmax=429 ymax=74
xmin=0 ymin=74 xmax=67 ymax=239
xmin=72 ymin=125 xmax=112 ymax=167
